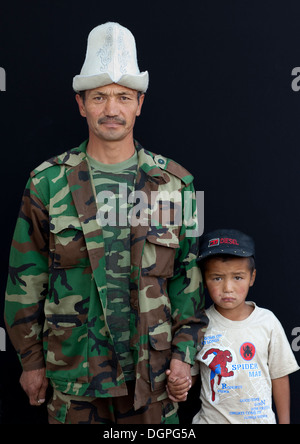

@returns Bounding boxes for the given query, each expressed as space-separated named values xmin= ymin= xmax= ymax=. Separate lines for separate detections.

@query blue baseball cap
xmin=197 ymin=228 xmax=255 ymax=261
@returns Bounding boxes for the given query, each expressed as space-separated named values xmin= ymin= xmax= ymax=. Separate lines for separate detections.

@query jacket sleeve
xmin=5 ymin=176 xmax=49 ymax=371
xmin=167 ymin=182 xmax=208 ymax=365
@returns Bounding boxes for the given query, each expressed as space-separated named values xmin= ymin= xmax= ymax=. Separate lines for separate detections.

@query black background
xmin=0 ymin=0 xmax=299 ymax=424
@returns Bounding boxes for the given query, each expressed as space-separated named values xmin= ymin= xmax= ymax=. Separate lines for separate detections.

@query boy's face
xmin=204 ymin=257 xmax=256 ymax=315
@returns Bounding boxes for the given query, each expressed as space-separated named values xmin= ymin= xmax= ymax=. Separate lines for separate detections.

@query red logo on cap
xmin=209 ymin=238 xmax=220 ymax=247
xmin=208 ymin=238 xmax=239 ymax=247
xmin=220 ymin=238 xmax=239 ymax=246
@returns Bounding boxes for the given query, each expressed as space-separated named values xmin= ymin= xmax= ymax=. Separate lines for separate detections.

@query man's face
xmin=76 ymin=84 xmax=144 ymax=143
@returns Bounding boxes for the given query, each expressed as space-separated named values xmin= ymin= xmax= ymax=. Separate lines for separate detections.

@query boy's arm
xmin=272 ymin=375 xmax=290 ymax=424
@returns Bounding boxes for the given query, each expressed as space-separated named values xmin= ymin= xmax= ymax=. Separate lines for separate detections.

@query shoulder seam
xmin=30 ymin=147 xmax=84 ymax=177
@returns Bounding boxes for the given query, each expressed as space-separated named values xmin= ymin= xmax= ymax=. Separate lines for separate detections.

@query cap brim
xmin=197 ymin=247 xmax=255 ymax=261
xmin=73 ymin=71 xmax=149 ymax=93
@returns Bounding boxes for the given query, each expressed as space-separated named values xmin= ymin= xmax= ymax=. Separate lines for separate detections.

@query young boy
xmin=167 ymin=229 xmax=299 ymax=424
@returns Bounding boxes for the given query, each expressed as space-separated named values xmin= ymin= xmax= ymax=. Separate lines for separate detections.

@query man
xmin=5 ymin=22 xmax=207 ymax=424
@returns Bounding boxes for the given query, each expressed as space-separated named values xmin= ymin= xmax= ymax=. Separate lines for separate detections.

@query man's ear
xmin=136 ymin=93 xmax=145 ymax=117
xmin=75 ymin=94 xmax=87 ymax=117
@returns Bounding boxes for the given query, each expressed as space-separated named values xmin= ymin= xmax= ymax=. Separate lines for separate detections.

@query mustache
xmin=98 ymin=117 xmax=126 ymax=125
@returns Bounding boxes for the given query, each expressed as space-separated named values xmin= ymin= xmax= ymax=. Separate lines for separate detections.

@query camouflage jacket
xmin=5 ymin=140 xmax=207 ymax=410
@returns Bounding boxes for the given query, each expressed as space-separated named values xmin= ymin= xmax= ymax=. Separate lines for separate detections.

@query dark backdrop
xmin=0 ymin=0 xmax=299 ymax=424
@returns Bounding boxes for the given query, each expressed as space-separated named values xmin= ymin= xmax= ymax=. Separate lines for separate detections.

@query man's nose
xmin=104 ymin=98 xmax=119 ymax=116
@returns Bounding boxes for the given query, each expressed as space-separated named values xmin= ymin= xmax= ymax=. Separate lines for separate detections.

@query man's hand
xmin=19 ymin=368 xmax=48 ymax=406
xmin=166 ymin=359 xmax=192 ymax=402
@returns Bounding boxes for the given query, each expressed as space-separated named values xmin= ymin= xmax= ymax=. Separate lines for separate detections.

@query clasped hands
xmin=166 ymin=359 xmax=192 ymax=402
xmin=20 ymin=360 xmax=192 ymax=406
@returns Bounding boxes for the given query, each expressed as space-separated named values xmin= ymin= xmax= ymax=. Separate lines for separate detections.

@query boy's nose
xmin=223 ymin=279 xmax=233 ymax=292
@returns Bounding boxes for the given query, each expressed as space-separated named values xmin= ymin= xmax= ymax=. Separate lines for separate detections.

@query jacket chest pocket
xmin=50 ymin=216 xmax=90 ymax=269
xmin=141 ymin=231 xmax=179 ymax=278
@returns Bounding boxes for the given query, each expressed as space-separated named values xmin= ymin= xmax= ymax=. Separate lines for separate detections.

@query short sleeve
xmin=268 ymin=314 xmax=300 ymax=380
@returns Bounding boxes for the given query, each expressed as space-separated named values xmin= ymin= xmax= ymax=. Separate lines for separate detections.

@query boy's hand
xmin=166 ymin=360 xmax=192 ymax=402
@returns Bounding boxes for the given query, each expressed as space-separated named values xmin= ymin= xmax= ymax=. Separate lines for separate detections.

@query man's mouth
xmin=98 ymin=117 xmax=126 ymax=126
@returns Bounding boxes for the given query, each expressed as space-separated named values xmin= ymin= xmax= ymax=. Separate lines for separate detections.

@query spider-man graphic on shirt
xmin=203 ymin=348 xmax=234 ymax=402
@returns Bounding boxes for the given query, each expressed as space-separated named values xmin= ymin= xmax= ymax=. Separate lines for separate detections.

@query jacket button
xmin=131 ymin=300 xmax=138 ymax=309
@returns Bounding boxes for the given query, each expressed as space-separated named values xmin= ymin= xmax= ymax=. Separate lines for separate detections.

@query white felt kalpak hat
xmin=73 ymin=22 xmax=149 ymax=93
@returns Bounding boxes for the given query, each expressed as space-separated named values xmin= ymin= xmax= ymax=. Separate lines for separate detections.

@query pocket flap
xmin=50 ymin=215 xmax=82 ymax=234
xmin=146 ymin=228 xmax=179 ymax=249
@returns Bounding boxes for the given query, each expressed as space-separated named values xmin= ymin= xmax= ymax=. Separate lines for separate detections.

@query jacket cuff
xmin=19 ymin=347 xmax=45 ymax=372
xmin=21 ymin=360 xmax=46 ymax=372
xmin=171 ymin=347 xmax=195 ymax=366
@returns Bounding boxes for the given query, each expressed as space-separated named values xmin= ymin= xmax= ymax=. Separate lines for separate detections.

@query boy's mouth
xmin=221 ymin=297 xmax=236 ymax=303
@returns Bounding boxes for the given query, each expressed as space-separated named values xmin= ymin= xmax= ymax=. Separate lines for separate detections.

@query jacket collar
xmin=57 ymin=139 xmax=169 ymax=183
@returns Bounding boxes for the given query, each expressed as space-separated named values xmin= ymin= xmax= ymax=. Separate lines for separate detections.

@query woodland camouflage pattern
xmin=89 ymin=156 xmax=138 ymax=379
xmin=5 ymin=140 xmax=208 ymax=411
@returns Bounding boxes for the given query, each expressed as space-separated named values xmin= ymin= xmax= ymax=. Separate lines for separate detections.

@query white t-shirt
xmin=192 ymin=302 xmax=299 ymax=424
